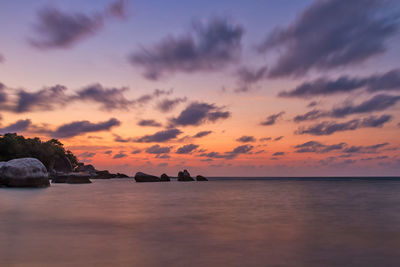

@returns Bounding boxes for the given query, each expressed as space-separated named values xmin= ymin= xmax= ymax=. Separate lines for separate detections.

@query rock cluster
xmin=133 ymin=169 xmax=207 ymax=183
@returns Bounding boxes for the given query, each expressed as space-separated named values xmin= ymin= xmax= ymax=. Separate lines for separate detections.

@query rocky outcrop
xmin=160 ymin=173 xmax=170 ymax=182
xmin=75 ymin=163 xmax=97 ymax=175
xmin=116 ymin=173 xmax=129 ymax=178
xmin=53 ymin=155 xmax=73 ymax=173
xmin=0 ymin=158 xmax=50 ymax=187
xmin=196 ymin=175 xmax=208 ymax=181
xmin=134 ymin=172 xmax=160 ymax=182
xmin=178 ymin=169 xmax=194 ymax=182
xmin=95 ymin=170 xmax=116 ymax=179
xmin=52 ymin=172 xmax=92 ymax=184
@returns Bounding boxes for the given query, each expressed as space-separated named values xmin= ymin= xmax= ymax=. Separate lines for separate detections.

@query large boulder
xmin=0 ymin=158 xmax=50 ymax=187
xmin=53 ymin=154 xmax=73 ymax=173
xmin=196 ymin=175 xmax=208 ymax=181
xmin=178 ymin=169 xmax=194 ymax=182
xmin=134 ymin=172 xmax=160 ymax=182
xmin=160 ymin=173 xmax=170 ymax=182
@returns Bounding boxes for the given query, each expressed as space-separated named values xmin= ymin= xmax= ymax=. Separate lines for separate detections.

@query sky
xmin=0 ymin=0 xmax=400 ymax=176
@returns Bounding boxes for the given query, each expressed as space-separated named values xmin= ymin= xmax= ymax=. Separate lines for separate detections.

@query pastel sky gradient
xmin=1 ymin=0 xmax=400 ymax=176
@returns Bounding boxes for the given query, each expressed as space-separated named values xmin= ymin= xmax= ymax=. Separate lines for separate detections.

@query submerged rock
xmin=66 ymin=173 xmax=92 ymax=184
xmin=196 ymin=175 xmax=208 ymax=181
xmin=178 ymin=169 xmax=194 ymax=181
xmin=160 ymin=173 xmax=170 ymax=182
xmin=0 ymin=158 xmax=50 ymax=188
xmin=134 ymin=172 xmax=160 ymax=182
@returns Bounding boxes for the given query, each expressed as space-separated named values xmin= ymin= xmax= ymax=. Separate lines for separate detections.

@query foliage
xmin=0 ymin=133 xmax=78 ymax=169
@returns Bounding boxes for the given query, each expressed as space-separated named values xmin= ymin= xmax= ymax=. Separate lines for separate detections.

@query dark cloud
xmin=343 ymin=143 xmax=389 ymax=154
xmin=135 ymin=89 xmax=172 ymax=105
xmin=15 ymin=85 xmax=68 ymax=113
xmin=296 ymin=115 xmax=392 ymax=136
xmin=295 ymin=141 xmax=347 ymax=153
xmin=272 ymin=152 xmax=285 ymax=156
xmin=156 ymin=97 xmax=187 ymax=112
xmin=274 ymin=136 xmax=284 ymax=141
xmin=307 ymin=101 xmax=318 ymax=108
xmin=361 ymin=156 xmax=389 ymax=161
xmin=234 ymin=65 xmax=268 ymax=92
xmin=131 ymin=149 xmax=142 ymax=154
xmin=104 ymin=150 xmax=113 ymax=155
xmin=137 ymin=119 xmax=162 ymax=127
xmin=294 ymin=110 xmax=326 ymax=122
xmin=176 ymin=144 xmax=199 ymax=154
xmin=145 ymin=145 xmax=171 ymax=154
xmin=193 ymin=130 xmax=212 ymax=138
xmin=294 ymin=94 xmax=400 ymax=122
xmin=130 ymin=17 xmax=244 ymax=80
xmin=200 ymin=144 xmax=253 ymax=160
xmin=279 ymin=69 xmax=400 ymax=98
xmin=78 ymin=152 xmax=96 ymax=160
xmin=52 ymin=118 xmax=121 ymax=138
xmin=236 ymin=135 xmax=256 ymax=142
xmin=170 ymin=102 xmax=230 ymax=126
xmin=259 ymin=0 xmax=398 ymax=77
xmin=29 ymin=1 xmax=125 ymax=49
xmin=260 ymin=137 xmax=271 ymax=142
xmin=113 ymin=151 xmax=128 ymax=159
xmin=0 ymin=119 xmax=31 ymax=134
xmin=260 ymin=112 xmax=285 ymax=126
xmin=134 ymin=128 xmax=182 ymax=143
xmin=331 ymin=94 xmax=400 ymax=118
xmin=73 ymin=84 xmax=133 ymax=111
xmin=113 ymin=134 xmax=131 ymax=143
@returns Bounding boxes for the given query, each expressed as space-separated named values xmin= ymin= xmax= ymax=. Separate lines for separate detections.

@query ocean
xmin=1 ymin=178 xmax=400 ymax=267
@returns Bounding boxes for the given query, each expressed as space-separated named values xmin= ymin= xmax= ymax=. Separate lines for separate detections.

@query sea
xmin=1 ymin=177 xmax=400 ymax=267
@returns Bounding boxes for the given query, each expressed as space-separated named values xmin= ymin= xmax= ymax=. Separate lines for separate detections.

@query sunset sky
xmin=1 ymin=0 xmax=400 ymax=176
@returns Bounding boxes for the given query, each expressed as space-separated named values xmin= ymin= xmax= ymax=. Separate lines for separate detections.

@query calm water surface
xmin=1 ymin=178 xmax=400 ymax=267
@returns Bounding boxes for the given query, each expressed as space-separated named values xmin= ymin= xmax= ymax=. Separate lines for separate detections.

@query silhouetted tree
xmin=0 ymin=133 xmax=78 ymax=169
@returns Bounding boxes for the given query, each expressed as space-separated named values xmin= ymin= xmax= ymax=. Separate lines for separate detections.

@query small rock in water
xmin=160 ymin=173 xmax=170 ymax=182
xmin=196 ymin=175 xmax=208 ymax=181
xmin=178 ymin=169 xmax=194 ymax=181
xmin=134 ymin=172 xmax=161 ymax=182
xmin=0 ymin=158 xmax=50 ymax=188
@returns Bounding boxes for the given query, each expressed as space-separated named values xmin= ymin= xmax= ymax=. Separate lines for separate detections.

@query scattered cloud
xmin=134 ymin=128 xmax=182 ymax=143
xmin=259 ymin=0 xmax=398 ymax=77
xmin=131 ymin=149 xmax=142 ymax=154
xmin=260 ymin=111 xmax=285 ymax=126
xmin=295 ymin=141 xmax=346 ymax=153
xmin=260 ymin=137 xmax=271 ymax=142
xmin=236 ymin=135 xmax=256 ymax=142
xmin=343 ymin=143 xmax=389 ymax=154
xmin=294 ymin=94 xmax=400 ymax=122
xmin=113 ymin=151 xmax=128 ymax=159
xmin=73 ymin=84 xmax=133 ymax=111
xmin=130 ymin=17 xmax=244 ymax=80
xmin=104 ymin=150 xmax=113 ymax=155
xmin=176 ymin=144 xmax=199 ymax=154
xmin=78 ymin=152 xmax=96 ymax=160
xmin=156 ymin=97 xmax=187 ymax=112
xmin=51 ymin=118 xmax=121 ymax=138
xmin=234 ymin=65 xmax=268 ymax=92
xmin=170 ymin=102 xmax=230 ymax=126
xmin=279 ymin=69 xmax=400 ymax=98
xmin=29 ymin=1 xmax=125 ymax=49
xmin=200 ymin=144 xmax=253 ymax=160
xmin=274 ymin=136 xmax=284 ymax=141
xmin=272 ymin=152 xmax=285 ymax=156
xmin=145 ymin=144 xmax=171 ymax=154
xmin=137 ymin=119 xmax=162 ymax=127
xmin=296 ymin=114 xmax=392 ymax=135
xmin=193 ymin=130 xmax=212 ymax=138
xmin=0 ymin=119 xmax=31 ymax=134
